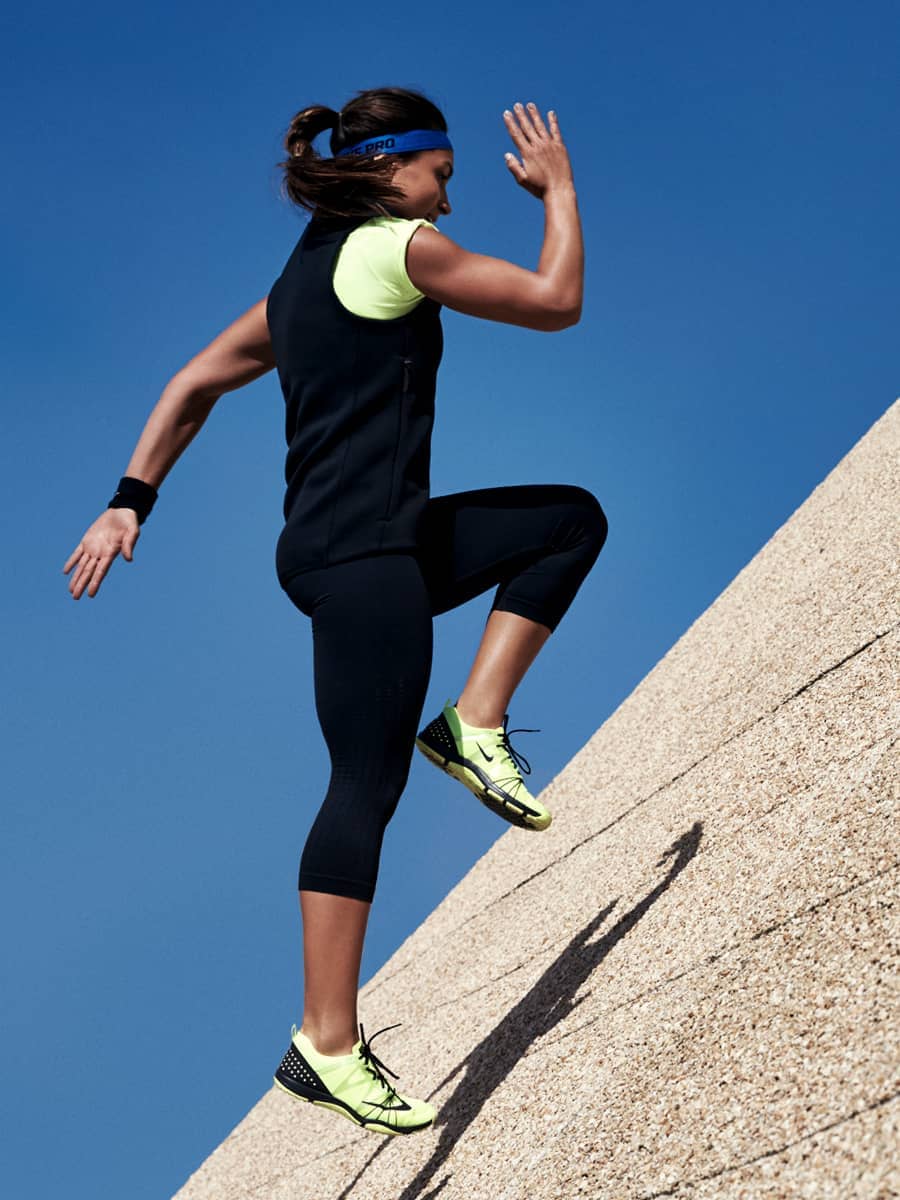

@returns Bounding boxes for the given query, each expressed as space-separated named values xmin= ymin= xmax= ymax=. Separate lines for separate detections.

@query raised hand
xmin=63 ymin=508 xmax=140 ymax=600
xmin=502 ymin=102 xmax=574 ymax=199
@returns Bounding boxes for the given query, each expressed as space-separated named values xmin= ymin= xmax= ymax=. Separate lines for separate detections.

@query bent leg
xmin=417 ymin=482 xmax=608 ymax=633
xmin=417 ymin=483 xmax=608 ymax=726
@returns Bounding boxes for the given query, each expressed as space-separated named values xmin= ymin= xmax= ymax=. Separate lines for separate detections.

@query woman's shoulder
xmin=348 ymin=214 xmax=437 ymax=243
xmin=340 ymin=215 xmax=438 ymax=284
xmin=333 ymin=216 xmax=438 ymax=319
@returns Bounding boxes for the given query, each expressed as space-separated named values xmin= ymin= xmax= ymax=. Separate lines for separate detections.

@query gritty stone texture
xmin=173 ymin=401 xmax=899 ymax=1200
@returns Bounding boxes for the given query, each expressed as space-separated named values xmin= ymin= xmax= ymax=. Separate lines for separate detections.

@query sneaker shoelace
xmin=357 ymin=1022 xmax=403 ymax=1100
xmin=495 ymin=715 xmax=541 ymax=796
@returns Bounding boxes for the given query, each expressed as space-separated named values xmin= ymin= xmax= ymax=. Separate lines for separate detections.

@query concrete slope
xmin=174 ymin=400 xmax=899 ymax=1200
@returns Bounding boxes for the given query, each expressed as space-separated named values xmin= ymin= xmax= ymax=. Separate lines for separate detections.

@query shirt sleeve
xmin=333 ymin=216 xmax=437 ymax=320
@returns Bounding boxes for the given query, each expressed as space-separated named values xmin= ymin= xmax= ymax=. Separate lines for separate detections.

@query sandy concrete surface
xmin=174 ymin=400 xmax=899 ymax=1200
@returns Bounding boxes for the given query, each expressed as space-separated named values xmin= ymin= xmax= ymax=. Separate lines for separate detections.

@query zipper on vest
xmin=382 ymin=357 xmax=414 ymax=523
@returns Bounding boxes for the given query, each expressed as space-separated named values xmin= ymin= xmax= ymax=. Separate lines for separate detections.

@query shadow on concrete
xmin=335 ymin=821 xmax=703 ymax=1199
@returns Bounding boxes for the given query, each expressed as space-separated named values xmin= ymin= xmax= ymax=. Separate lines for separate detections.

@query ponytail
xmin=274 ymin=86 xmax=449 ymax=220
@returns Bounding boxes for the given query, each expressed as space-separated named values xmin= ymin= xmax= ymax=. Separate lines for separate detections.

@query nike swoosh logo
xmin=477 ymin=742 xmax=494 ymax=762
xmin=364 ymin=1097 xmax=412 ymax=1112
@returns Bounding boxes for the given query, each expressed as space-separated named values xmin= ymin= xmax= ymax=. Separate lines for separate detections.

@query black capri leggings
xmin=280 ymin=483 xmax=608 ymax=903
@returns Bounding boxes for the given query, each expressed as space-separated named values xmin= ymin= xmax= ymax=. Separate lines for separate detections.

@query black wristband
xmin=107 ymin=475 xmax=158 ymax=525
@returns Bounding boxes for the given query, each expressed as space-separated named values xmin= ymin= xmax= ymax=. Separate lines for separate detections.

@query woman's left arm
xmin=119 ymin=296 xmax=276 ymax=488
xmin=63 ymin=297 xmax=277 ymax=600
xmin=174 ymin=296 xmax=276 ymax=405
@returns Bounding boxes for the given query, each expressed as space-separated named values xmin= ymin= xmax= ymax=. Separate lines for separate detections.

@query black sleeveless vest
xmin=267 ymin=214 xmax=444 ymax=582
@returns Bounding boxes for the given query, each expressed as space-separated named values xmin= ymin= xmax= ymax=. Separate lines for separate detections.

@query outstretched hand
xmin=503 ymin=102 xmax=574 ymax=199
xmin=63 ymin=508 xmax=140 ymax=599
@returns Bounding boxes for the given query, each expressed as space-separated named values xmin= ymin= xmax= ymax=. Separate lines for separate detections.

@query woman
xmin=62 ymin=87 xmax=608 ymax=1136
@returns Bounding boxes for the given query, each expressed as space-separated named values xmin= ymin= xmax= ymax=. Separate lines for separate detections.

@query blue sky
xmin=2 ymin=2 xmax=897 ymax=1196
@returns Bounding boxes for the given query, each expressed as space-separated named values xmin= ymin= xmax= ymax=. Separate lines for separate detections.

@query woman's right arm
xmin=63 ymin=297 xmax=275 ymax=600
xmin=406 ymin=104 xmax=583 ymax=332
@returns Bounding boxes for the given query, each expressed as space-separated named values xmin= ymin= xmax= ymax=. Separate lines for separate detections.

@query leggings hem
xmin=491 ymin=596 xmax=558 ymax=633
xmin=298 ymin=872 xmax=376 ymax=904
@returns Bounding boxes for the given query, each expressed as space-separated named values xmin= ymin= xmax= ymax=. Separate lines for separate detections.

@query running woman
xmin=62 ymin=87 xmax=608 ymax=1136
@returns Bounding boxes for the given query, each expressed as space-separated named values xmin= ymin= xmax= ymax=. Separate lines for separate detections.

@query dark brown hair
xmin=275 ymin=86 xmax=449 ymax=221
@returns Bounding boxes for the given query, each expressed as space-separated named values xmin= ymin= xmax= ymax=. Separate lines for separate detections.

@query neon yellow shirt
xmin=332 ymin=216 xmax=436 ymax=320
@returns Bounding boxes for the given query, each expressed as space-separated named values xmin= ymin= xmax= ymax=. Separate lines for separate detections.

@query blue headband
xmin=336 ymin=129 xmax=452 ymax=158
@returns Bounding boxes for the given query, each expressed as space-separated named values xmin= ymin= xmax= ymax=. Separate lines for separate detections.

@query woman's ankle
xmin=454 ymin=696 xmax=504 ymax=729
xmin=299 ymin=1022 xmax=357 ymax=1057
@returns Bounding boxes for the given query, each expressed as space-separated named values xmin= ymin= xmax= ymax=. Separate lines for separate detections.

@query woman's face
xmin=384 ymin=148 xmax=454 ymax=224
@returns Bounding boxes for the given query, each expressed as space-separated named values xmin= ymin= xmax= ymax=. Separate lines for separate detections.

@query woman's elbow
xmin=562 ymin=302 xmax=582 ymax=329
xmin=543 ymin=302 xmax=582 ymax=332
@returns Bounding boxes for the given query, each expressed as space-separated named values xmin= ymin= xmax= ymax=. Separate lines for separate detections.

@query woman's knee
xmin=556 ymin=485 xmax=609 ymax=557
xmin=301 ymin=765 xmax=410 ymax=884
xmin=576 ymin=486 xmax=609 ymax=547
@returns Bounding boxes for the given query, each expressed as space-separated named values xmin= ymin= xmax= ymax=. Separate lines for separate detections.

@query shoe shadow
xmin=335 ymin=821 xmax=703 ymax=1199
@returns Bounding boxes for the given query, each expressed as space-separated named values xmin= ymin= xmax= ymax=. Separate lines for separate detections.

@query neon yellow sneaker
xmin=415 ymin=699 xmax=551 ymax=831
xmin=273 ymin=1022 xmax=435 ymax=1136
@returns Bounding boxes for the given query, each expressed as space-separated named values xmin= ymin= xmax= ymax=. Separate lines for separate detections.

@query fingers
xmin=503 ymin=102 xmax=537 ymax=151
xmin=504 ymin=101 xmax=556 ymax=147
xmin=503 ymin=107 xmax=529 ymax=156
xmin=122 ymin=527 xmax=140 ymax=561
xmin=68 ymin=554 xmax=91 ymax=598
xmin=504 ymin=150 xmax=524 ymax=179
xmin=85 ymin=555 xmax=114 ymax=598
xmin=63 ymin=544 xmax=84 ymax=574
xmin=67 ymin=549 xmax=103 ymax=598
xmin=503 ymin=102 xmax=567 ymax=198
xmin=69 ymin=553 xmax=113 ymax=599
xmin=523 ymin=102 xmax=550 ymax=140
xmin=70 ymin=553 xmax=98 ymax=599
xmin=512 ymin=101 xmax=537 ymax=143
xmin=65 ymin=511 xmax=139 ymax=598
